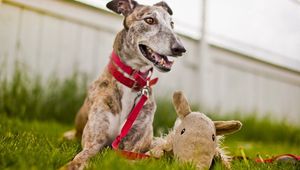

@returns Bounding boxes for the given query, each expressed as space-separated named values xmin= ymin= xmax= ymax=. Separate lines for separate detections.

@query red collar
xmin=108 ymin=51 xmax=158 ymax=91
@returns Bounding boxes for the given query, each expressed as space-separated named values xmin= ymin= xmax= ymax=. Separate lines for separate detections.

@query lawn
xmin=1 ymin=115 xmax=300 ymax=170
xmin=1 ymin=67 xmax=300 ymax=170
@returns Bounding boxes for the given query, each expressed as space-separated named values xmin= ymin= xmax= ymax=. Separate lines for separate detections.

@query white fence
xmin=1 ymin=0 xmax=300 ymax=123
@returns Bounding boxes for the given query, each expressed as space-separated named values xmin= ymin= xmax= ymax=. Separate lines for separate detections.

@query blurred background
xmin=1 ymin=0 xmax=300 ymax=169
xmin=1 ymin=0 xmax=300 ymax=123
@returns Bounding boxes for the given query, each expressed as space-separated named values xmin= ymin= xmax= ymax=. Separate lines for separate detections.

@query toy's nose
xmin=171 ymin=41 xmax=186 ymax=56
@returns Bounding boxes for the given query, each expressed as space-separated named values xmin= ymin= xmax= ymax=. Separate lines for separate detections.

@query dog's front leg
xmin=67 ymin=108 xmax=111 ymax=170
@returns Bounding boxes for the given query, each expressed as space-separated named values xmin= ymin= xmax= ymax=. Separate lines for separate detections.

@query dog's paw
xmin=147 ymin=148 xmax=164 ymax=158
xmin=60 ymin=161 xmax=84 ymax=170
xmin=63 ymin=130 xmax=76 ymax=140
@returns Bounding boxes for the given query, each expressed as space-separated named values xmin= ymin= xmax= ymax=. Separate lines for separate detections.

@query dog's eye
xmin=181 ymin=128 xmax=185 ymax=135
xmin=144 ymin=17 xmax=155 ymax=25
xmin=212 ymin=134 xmax=215 ymax=141
xmin=171 ymin=21 xmax=174 ymax=29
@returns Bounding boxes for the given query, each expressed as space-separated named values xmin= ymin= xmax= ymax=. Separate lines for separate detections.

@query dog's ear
xmin=214 ymin=120 xmax=242 ymax=136
xmin=173 ymin=91 xmax=191 ymax=119
xmin=106 ymin=0 xmax=138 ymax=16
xmin=154 ymin=1 xmax=173 ymax=15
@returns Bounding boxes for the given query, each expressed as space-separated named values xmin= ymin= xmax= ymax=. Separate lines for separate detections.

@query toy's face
xmin=173 ymin=112 xmax=217 ymax=169
xmin=171 ymin=91 xmax=242 ymax=169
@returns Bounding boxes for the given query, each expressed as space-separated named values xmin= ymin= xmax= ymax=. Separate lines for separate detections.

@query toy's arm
xmin=147 ymin=130 xmax=175 ymax=158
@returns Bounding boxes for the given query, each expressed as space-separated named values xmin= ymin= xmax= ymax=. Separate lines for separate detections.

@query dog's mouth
xmin=139 ymin=44 xmax=174 ymax=72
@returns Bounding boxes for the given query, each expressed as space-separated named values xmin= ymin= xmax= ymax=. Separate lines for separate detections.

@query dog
xmin=63 ymin=0 xmax=186 ymax=169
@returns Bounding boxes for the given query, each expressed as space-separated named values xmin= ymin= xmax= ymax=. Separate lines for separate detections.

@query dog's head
xmin=107 ymin=0 xmax=186 ymax=72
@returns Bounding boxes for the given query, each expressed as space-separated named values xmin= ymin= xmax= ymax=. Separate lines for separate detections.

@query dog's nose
xmin=171 ymin=42 xmax=186 ymax=56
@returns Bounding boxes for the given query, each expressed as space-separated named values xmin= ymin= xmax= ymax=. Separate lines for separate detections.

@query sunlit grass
xmin=1 ymin=115 xmax=299 ymax=170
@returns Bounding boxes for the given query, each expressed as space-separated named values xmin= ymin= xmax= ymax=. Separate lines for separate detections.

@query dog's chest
xmin=107 ymin=83 xmax=142 ymax=140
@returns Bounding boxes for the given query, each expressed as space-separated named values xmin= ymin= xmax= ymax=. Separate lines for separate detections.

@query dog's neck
xmin=113 ymin=29 xmax=152 ymax=72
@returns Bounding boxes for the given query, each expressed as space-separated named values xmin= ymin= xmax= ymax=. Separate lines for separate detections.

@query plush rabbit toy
xmin=148 ymin=91 xmax=242 ymax=169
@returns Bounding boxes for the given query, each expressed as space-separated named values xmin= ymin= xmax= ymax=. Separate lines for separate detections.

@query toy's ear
xmin=214 ymin=120 xmax=242 ymax=136
xmin=172 ymin=91 xmax=191 ymax=118
xmin=106 ymin=0 xmax=138 ymax=16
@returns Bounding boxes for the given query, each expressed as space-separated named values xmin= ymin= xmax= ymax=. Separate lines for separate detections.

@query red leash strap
xmin=114 ymin=150 xmax=150 ymax=160
xmin=112 ymin=93 xmax=148 ymax=149
xmin=112 ymin=90 xmax=150 ymax=159
xmin=256 ymin=154 xmax=300 ymax=163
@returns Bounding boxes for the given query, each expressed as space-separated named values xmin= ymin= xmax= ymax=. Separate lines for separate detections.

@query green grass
xmin=1 ymin=66 xmax=300 ymax=169
xmin=1 ymin=115 xmax=299 ymax=170
xmin=0 ymin=63 xmax=87 ymax=124
xmin=0 ymin=115 xmax=197 ymax=170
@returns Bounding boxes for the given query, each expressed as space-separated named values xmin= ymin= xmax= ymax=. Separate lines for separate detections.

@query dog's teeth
xmin=147 ymin=47 xmax=153 ymax=53
xmin=160 ymin=59 xmax=164 ymax=65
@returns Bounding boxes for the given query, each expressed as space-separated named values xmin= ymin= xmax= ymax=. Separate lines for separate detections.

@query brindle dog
xmin=64 ymin=0 xmax=186 ymax=169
